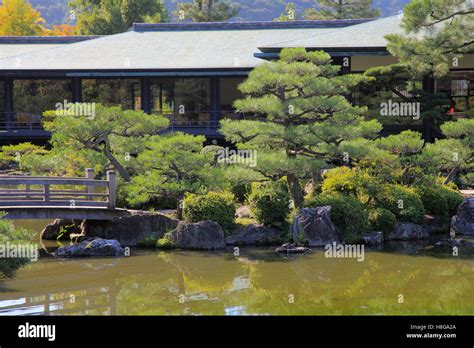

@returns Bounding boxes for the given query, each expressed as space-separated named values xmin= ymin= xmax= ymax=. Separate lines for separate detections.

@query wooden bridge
xmin=0 ymin=169 xmax=127 ymax=220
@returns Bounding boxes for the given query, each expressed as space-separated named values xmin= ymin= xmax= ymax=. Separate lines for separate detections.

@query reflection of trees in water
xmin=5 ymin=251 xmax=472 ymax=315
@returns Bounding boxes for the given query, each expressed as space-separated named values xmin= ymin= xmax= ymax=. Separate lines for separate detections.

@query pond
xmin=0 ymin=220 xmax=473 ymax=316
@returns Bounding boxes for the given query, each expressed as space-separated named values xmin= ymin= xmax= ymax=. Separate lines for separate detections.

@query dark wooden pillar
xmin=341 ymin=56 xmax=351 ymax=75
xmin=210 ymin=77 xmax=220 ymax=128
xmin=141 ymin=77 xmax=151 ymax=114
xmin=71 ymin=77 xmax=82 ymax=103
xmin=422 ymin=74 xmax=435 ymax=142
xmin=5 ymin=78 xmax=13 ymax=129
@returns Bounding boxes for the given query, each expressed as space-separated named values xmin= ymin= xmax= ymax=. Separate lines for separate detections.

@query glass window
xmin=150 ymin=78 xmax=211 ymax=126
xmin=220 ymin=77 xmax=245 ymax=110
xmin=451 ymin=80 xmax=469 ymax=96
xmin=220 ymin=77 xmax=246 ymax=121
xmin=13 ymin=79 xmax=72 ymax=125
xmin=436 ymin=72 xmax=474 ymax=114
xmin=82 ymin=79 xmax=141 ymax=111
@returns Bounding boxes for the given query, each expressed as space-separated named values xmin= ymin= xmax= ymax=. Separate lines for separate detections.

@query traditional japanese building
xmin=0 ymin=15 xmax=472 ymax=144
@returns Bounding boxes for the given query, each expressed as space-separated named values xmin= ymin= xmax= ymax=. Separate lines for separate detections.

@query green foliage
xmin=431 ymin=185 xmax=464 ymax=217
xmin=306 ymin=193 xmax=368 ymax=242
xmin=220 ymin=48 xmax=378 ymax=208
xmin=156 ymin=237 xmax=176 ymax=250
xmin=303 ymin=0 xmax=380 ymax=19
xmin=42 ymin=103 xmax=169 ymax=182
xmin=374 ymin=130 xmax=424 ymax=156
xmin=274 ymin=2 xmax=298 ymax=21
xmin=183 ymin=191 xmax=236 ymax=232
xmin=415 ymin=185 xmax=449 ymax=218
xmin=368 ymin=208 xmax=397 ymax=238
xmin=360 ymin=64 xmax=451 ymax=125
xmin=70 ymin=0 xmax=168 ymax=35
xmin=247 ymin=181 xmax=291 ymax=227
xmin=320 ymin=166 xmax=382 ymax=205
xmin=174 ymin=0 xmax=239 ymax=22
xmin=229 ymin=181 xmax=251 ymax=204
xmin=127 ymin=132 xmax=223 ymax=207
xmin=416 ymin=119 xmax=473 ymax=187
xmin=386 ymin=0 xmax=473 ymax=77
xmin=321 ymin=166 xmax=357 ymax=196
xmin=375 ymin=184 xmax=425 ymax=224
xmin=136 ymin=236 xmax=159 ymax=248
xmin=0 ymin=217 xmax=36 ymax=279
xmin=0 ymin=142 xmax=48 ymax=170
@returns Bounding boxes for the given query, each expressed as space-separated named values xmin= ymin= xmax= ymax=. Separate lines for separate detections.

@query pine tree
xmin=303 ymin=0 xmax=380 ymax=20
xmin=220 ymin=48 xmax=380 ymax=208
xmin=386 ymin=0 xmax=474 ymax=77
xmin=274 ymin=2 xmax=298 ymax=21
xmin=69 ymin=0 xmax=168 ymax=35
xmin=174 ymin=0 xmax=240 ymax=22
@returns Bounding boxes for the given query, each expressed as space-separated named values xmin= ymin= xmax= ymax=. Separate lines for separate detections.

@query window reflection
xmin=150 ymin=78 xmax=211 ymax=126
xmin=82 ymin=79 xmax=141 ymax=111
xmin=13 ymin=79 xmax=72 ymax=126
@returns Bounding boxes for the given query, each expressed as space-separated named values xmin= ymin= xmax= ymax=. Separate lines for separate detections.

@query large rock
xmin=389 ymin=222 xmax=428 ymax=240
xmin=235 ymin=205 xmax=252 ymax=219
xmin=424 ymin=215 xmax=448 ymax=234
xmin=40 ymin=219 xmax=84 ymax=240
xmin=54 ymin=238 xmax=125 ymax=258
xmin=451 ymin=198 xmax=474 ymax=236
xmin=290 ymin=206 xmax=342 ymax=246
xmin=362 ymin=231 xmax=383 ymax=245
xmin=276 ymin=243 xmax=311 ymax=255
xmin=80 ymin=212 xmax=179 ymax=246
xmin=166 ymin=220 xmax=225 ymax=250
xmin=226 ymin=224 xmax=283 ymax=246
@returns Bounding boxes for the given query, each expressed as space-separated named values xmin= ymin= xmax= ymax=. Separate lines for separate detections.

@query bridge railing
xmin=0 ymin=169 xmax=116 ymax=209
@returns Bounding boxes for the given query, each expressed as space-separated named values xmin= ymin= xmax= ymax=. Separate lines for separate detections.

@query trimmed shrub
xmin=416 ymin=184 xmax=464 ymax=218
xmin=183 ymin=191 xmax=236 ymax=232
xmin=439 ymin=185 xmax=464 ymax=217
xmin=230 ymin=182 xmax=251 ymax=203
xmin=156 ymin=237 xmax=176 ymax=250
xmin=368 ymin=208 xmax=397 ymax=238
xmin=321 ymin=167 xmax=357 ymax=196
xmin=306 ymin=193 xmax=368 ymax=242
xmin=415 ymin=185 xmax=449 ymax=218
xmin=248 ymin=182 xmax=290 ymax=227
xmin=321 ymin=167 xmax=382 ymax=205
xmin=375 ymin=184 xmax=425 ymax=224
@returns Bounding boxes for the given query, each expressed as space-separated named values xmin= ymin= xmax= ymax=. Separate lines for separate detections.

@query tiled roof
xmin=0 ymin=16 xmax=402 ymax=71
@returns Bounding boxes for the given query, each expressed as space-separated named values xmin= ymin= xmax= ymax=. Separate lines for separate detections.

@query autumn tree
xmin=174 ymin=0 xmax=239 ymax=22
xmin=303 ymin=0 xmax=380 ymax=20
xmin=0 ymin=0 xmax=45 ymax=36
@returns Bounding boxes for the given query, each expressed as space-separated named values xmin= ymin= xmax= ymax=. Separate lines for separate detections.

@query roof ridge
xmin=0 ymin=36 xmax=102 ymax=44
xmin=132 ymin=18 xmax=374 ymax=32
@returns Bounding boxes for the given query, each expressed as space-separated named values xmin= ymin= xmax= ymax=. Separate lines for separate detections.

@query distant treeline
xmin=28 ymin=0 xmax=410 ymax=27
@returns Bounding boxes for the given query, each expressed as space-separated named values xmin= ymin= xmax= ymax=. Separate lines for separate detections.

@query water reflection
xmin=0 ymin=248 xmax=473 ymax=316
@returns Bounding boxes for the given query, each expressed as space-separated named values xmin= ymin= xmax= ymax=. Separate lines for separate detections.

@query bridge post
xmin=85 ymin=168 xmax=94 ymax=201
xmin=43 ymin=184 xmax=50 ymax=202
xmin=106 ymin=171 xmax=116 ymax=210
